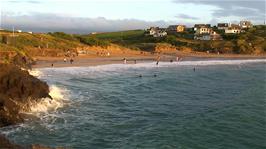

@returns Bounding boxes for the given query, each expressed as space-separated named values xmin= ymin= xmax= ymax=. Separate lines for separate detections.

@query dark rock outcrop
xmin=0 ymin=63 xmax=62 ymax=149
xmin=0 ymin=134 xmax=23 ymax=149
xmin=11 ymin=54 xmax=35 ymax=70
xmin=0 ymin=63 xmax=51 ymax=127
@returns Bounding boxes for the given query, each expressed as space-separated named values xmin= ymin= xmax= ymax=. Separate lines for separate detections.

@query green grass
xmin=89 ymin=30 xmax=145 ymax=40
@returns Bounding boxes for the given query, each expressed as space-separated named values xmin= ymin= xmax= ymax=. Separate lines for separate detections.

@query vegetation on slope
xmin=0 ymin=25 xmax=265 ymax=63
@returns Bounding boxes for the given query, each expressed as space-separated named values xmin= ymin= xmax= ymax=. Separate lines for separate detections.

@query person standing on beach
xmin=123 ymin=58 xmax=127 ymax=64
xmin=70 ymin=58 xmax=74 ymax=64
xmin=156 ymin=56 xmax=160 ymax=65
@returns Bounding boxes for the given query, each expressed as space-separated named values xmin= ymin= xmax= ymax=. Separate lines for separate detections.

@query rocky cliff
xmin=0 ymin=63 xmax=51 ymax=127
xmin=0 ymin=63 xmax=53 ymax=148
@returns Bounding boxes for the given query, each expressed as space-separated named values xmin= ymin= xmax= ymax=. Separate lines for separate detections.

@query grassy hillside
xmin=86 ymin=26 xmax=266 ymax=54
xmin=0 ymin=25 xmax=265 ymax=63
xmin=0 ymin=31 xmax=83 ymax=56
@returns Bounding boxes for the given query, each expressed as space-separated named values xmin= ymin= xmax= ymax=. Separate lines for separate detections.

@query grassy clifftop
xmin=1 ymin=25 xmax=265 ymax=63
xmin=86 ymin=25 xmax=266 ymax=54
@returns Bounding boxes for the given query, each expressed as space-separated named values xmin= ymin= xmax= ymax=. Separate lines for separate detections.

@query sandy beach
xmin=32 ymin=52 xmax=266 ymax=68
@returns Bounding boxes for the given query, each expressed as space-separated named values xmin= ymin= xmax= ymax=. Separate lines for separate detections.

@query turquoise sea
xmin=1 ymin=59 xmax=266 ymax=149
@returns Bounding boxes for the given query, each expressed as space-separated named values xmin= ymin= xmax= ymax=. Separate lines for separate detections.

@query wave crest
xmin=27 ymin=85 xmax=68 ymax=114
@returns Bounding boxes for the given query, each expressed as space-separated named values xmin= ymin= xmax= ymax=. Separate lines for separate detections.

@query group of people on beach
xmin=122 ymin=55 xmax=182 ymax=66
xmin=51 ymin=57 xmax=74 ymax=67
xmin=156 ymin=55 xmax=182 ymax=65
xmin=63 ymin=57 xmax=74 ymax=64
xmin=123 ymin=58 xmax=137 ymax=64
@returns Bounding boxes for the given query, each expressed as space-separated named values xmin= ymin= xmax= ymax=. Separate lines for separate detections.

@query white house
xmin=196 ymin=27 xmax=211 ymax=34
xmin=148 ymin=27 xmax=159 ymax=36
xmin=153 ymin=30 xmax=167 ymax=37
xmin=225 ymin=28 xmax=241 ymax=34
xmin=217 ymin=23 xmax=229 ymax=30
xmin=194 ymin=24 xmax=211 ymax=32
xmin=147 ymin=27 xmax=167 ymax=37
xmin=239 ymin=21 xmax=252 ymax=29
xmin=225 ymin=24 xmax=241 ymax=34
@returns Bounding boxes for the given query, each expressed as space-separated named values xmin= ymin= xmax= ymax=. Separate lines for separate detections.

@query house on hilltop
xmin=239 ymin=21 xmax=252 ymax=29
xmin=194 ymin=29 xmax=222 ymax=40
xmin=147 ymin=27 xmax=159 ymax=36
xmin=217 ymin=23 xmax=229 ymax=30
xmin=167 ymin=25 xmax=186 ymax=32
xmin=195 ymin=25 xmax=211 ymax=34
xmin=194 ymin=24 xmax=211 ymax=31
xmin=225 ymin=24 xmax=241 ymax=34
xmin=147 ymin=27 xmax=167 ymax=37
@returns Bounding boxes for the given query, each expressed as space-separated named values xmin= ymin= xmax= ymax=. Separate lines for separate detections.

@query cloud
xmin=173 ymin=0 xmax=265 ymax=23
xmin=176 ymin=13 xmax=199 ymax=20
xmin=1 ymin=12 xmax=171 ymax=33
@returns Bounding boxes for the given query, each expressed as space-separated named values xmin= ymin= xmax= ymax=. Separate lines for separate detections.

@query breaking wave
xmin=25 ymin=85 xmax=69 ymax=115
xmin=28 ymin=69 xmax=43 ymax=78
xmin=37 ymin=59 xmax=266 ymax=77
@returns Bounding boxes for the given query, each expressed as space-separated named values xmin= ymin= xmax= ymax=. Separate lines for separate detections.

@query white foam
xmin=176 ymin=59 xmax=266 ymax=66
xmin=37 ymin=59 xmax=266 ymax=76
xmin=28 ymin=85 xmax=69 ymax=114
xmin=28 ymin=69 xmax=43 ymax=78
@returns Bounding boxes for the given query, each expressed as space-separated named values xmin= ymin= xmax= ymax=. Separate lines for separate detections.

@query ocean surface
xmin=1 ymin=59 xmax=266 ymax=149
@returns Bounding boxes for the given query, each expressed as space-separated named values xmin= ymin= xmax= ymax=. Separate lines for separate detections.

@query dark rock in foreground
xmin=0 ymin=63 xmax=67 ymax=149
xmin=0 ymin=63 xmax=51 ymax=127
xmin=0 ymin=134 xmax=23 ymax=149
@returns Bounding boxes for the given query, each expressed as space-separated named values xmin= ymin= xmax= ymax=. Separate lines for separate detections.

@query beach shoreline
xmin=32 ymin=52 xmax=266 ymax=69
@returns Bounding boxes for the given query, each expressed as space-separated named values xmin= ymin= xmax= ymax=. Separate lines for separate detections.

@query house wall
xmin=196 ymin=27 xmax=211 ymax=34
xmin=225 ymin=29 xmax=241 ymax=34
xmin=177 ymin=26 xmax=185 ymax=32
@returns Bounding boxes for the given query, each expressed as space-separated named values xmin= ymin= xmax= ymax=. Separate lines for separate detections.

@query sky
xmin=0 ymin=0 xmax=265 ymax=33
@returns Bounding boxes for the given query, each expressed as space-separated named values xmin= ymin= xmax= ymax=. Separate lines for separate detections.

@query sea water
xmin=1 ymin=59 xmax=266 ymax=149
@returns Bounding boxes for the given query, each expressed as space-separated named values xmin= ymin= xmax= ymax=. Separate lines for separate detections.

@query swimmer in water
xmin=193 ymin=67 xmax=196 ymax=72
xmin=154 ymin=74 xmax=157 ymax=77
